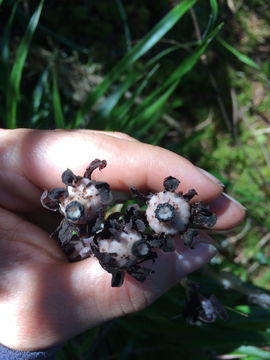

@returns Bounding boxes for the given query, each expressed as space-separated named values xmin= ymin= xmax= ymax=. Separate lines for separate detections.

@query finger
xmin=75 ymin=129 xmax=140 ymax=142
xmin=174 ymin=241 xmax=217 ymax=279
xmin=3 ymin=129 xmax=222 ymax=201
xmin=1 ymin=129 xmax=245 ymax=234
xmin=209 ymin=192 xmax=246 ymax=230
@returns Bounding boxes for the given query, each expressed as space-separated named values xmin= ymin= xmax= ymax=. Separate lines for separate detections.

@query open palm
xmin=0 ymin=129 xmax=245 ymax=351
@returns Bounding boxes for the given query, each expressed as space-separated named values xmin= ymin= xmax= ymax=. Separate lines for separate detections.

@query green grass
xmin=4 ymin=0 xmax=44 ymax=128
xmin=1 ymin=0 xmax=270 ymax=359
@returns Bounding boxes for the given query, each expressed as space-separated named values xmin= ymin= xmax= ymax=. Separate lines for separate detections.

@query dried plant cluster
xmin=41 ymin=159 xmax=217 ymax=287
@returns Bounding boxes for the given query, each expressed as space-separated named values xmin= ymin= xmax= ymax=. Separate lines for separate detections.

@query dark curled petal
xmin=208 ymin=295 xmax=228 ymax=321
xmin=183 ymin=283 xmax=227 ymax=324
xmin=134 ymin=219 xmax=145 ymax=232
xmin=41 ymin=190 xmax=59 ymax=211
xmin=103 ymin=213 xmax=123 ymax=235
xmin=125 ymin=204 xmax=138 ymax=221
xmin=204 ymin=213 xmax=217 ymax=228
xmin=63 ymin=236 xmax=83 ymax=260
xmin=111 ymin=271 xmax=125 ymax=287
xmin=125 ymin=205 xmax=147 ymax=229
xmin=248 ymin=292 xmax=270 ymax=308
xmin=107 ymin=218 xmax=123 ymax=237
xmin=182 ymin=229 xmax=198 ymax=248
xmin=191 ymin=202 xmax=217 ymax=228
xmin=94 ymin=181 xmax=112 ymax=204
xmin=127 ymin=266 xmax=154 ymax=282
xmin=52 ymin=219 xmax=81 ymax=246
xmin=192 ymin=212 xmax=217 ymax=227
xmin=92 ymin=248 xmax=119 ymax=272
xmin=62 ymin=169 xmax=77 ymax=186
xmin=183 ymin=189 xmax=198 ymax=201
xmin=198 ymin=299 xmax=218 ymax=323
xmin=147 ymin=251 xmax=158 ymax=262
xmin=198 ymin=296 xmax=228 ymax=323
xmin=130 ymin=186 xmax=147 ymax=200
xmin=149 ymin=234 xmax=175 ymax=252
xmin=107 ymin=212 xmax=122 ymax=220
xmin=84 ymin=159 xmax=107 ymax=179
xmin=183 ymin=284 xmax=206 ymax=324
xmin=161 ymin=235 xmax=175 ymax=252
xmin=48 ymin=188 xmax=66 ymax=201
xmin=63 ymin=243 xmax=76 ymax=256
xmin=163 ymin=176 xmax=180 ymax=192
xmin=94 ymin=251 xmax=127 ymax=287
xmin=91 ymin=216 xmax=105 ymax=234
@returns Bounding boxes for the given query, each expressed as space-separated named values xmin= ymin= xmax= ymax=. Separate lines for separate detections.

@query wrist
xmin=0 ymin=343 xmax=60 ymax=359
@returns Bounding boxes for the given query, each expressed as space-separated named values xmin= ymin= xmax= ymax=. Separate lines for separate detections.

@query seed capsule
xmin=92 ymin=213 xmax=156 ymax=287
xmin=41 ymin=159 xmax=112 ymax=225
xmin=146 ymin=188 xmax=191 ymax=235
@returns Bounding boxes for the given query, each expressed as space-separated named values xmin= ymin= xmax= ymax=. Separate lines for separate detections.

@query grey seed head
xmin=154 ymin=202 xmax=175 ymax=222
xmin=65 ymin=201 xmax=85 ymax=222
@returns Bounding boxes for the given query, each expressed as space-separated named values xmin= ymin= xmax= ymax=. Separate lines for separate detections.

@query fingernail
xmin=222 ymin=192 xmax=246 ymax=211
xmin=197 ymin=167 xmax=224 ymax=187
xmin=175 ymin=242 xmax=217 ymax=261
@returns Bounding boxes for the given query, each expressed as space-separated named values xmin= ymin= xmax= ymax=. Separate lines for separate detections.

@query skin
xmin=0 ymin=129 xmax=245 ymax=351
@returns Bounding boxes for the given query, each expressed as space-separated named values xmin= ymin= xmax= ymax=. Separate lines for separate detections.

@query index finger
xmin=0 ymin=129 xmax=222 ymax=211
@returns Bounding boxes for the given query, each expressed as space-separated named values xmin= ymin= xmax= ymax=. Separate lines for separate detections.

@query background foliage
xmin=1 ymin=0 xmax=270 ymax=359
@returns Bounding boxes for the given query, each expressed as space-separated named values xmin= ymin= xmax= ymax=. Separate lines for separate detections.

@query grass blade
xmin=73 ymin=0 xmax=197 ymax=127
xmin=130 ymin=82 xmax=178 ymax=137
xmin=203 ymin=0 xmax=219 ymax=37
xmin=210 ymin=0 xmax=218 ymax=24
xmin=232 ymin=345 xmax=270 ymax=359
xmin=30 ymin=67 xmax=49 ymax=126
xmin=32 ymin=68 xmax=49 ymax=113
xmin=162 ymin=23 xmax=223 ymax=88
xmin=126 ymin=24 xmax=222 ymax=137
xmin=217 ymin=36 xmax=260 ymax=69
xmin=115 ymin=0 xmax=132 ymax=52
xmin=97 ymin=70 xmax=138 ymax=119
xmin=116 ymin=64 xmax=160 ymax=126
xmin=52 ymin=69 xmax=65 ymax=128
xmin=0 ymin=0 xmax=20 ymax=91
xmin=6 ymin=0 xmax=44 ymax=128
xmin=108 ymin=46 xmax=180 ymax=127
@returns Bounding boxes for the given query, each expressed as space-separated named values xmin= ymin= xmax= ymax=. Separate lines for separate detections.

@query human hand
xmin=0 ymin=129 xmax=245 ymax=351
